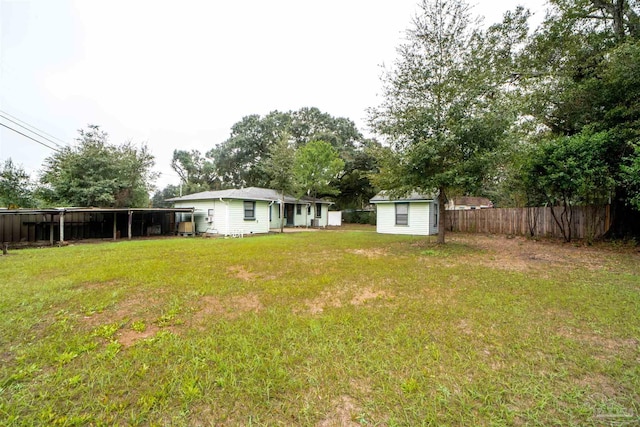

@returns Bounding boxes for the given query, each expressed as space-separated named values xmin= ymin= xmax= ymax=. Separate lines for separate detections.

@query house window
xmin=208 ymin=209 xmax=214 ymax=217
xmin=269 ymin=205 xmax=272 ymax=221
xmin=315 ymin=204 xmax=322 ymax=218
xmin=244 ymin=201 xmax=255 ymax=220
xmin=296 ymin=204 xmax=301 ymax=215
xmin=307 ymin=205 xmax=311 ymax=215
xmin=395 ymin=203 xmax=409 ymax=225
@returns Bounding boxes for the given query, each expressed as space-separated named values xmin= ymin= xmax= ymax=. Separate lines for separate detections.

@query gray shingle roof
xmin=370 ymin=191 xmax=436 ymax=203
xmin=166 ymin=187 xmax=331 ymax=204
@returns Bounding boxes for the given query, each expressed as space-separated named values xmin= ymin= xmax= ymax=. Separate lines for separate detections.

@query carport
xmin=0 ymin=207 xmax=195 ymax=246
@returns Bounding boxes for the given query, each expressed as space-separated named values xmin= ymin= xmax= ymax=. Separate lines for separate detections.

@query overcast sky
xmin=0 ymin=0 xmax=547 ymax=189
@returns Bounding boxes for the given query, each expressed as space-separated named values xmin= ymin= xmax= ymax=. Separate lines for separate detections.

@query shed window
xmin=296 ymin=204 xmax=302 ymax=215
xmin=395 ymin=203 xmax=409 ymax=225
xmin=244 ymin=201 xmax=255 ymax=220
xmin=315 ymin=204 xmax=322 ymax=218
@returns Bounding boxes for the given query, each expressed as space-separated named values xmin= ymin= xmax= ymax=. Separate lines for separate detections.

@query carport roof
xmin=0 ymin=207 xmax=194 ymax=215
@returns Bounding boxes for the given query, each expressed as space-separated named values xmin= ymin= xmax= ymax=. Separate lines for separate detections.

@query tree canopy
xmin=514 ymin=0 xmax=640 ymax=237
xmin=0 ymin=159 xmax=36 ymax=208
xmin=369 ymin=0 xmax=527 ymax=242
xmin=40 ymin=125 xmax=157 ymax=208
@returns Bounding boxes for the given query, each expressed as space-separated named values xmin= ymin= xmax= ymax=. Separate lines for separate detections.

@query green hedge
xmin=342 ymin=210 xmax=376 ymax=225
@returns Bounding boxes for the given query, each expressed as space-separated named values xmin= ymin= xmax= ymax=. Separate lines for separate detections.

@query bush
xmin=342 ymin=210 xmax=376 ymax=225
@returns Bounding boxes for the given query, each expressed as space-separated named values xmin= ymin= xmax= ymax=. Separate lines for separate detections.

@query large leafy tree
xmin=40 ymin=125 xmax=157 ymax=207
xmin=518 ymin=0 xmax=640 ymax=236
xmin=293 ymin=140 xmax=344 ymax=218
xmin=369 ymin=0 xmax=527 ymax=243
xmin=207 ymin=108 xmax=375 ymax=205
xmin=150 ymin=184 xmax=181 ymax=208
xmin=263 ymin=134 xmax=297 ymax=232
xmin=0 ymin=159 xmax=36 ymax=208
xmin=170 ymin=149 xmax=219 ymax=194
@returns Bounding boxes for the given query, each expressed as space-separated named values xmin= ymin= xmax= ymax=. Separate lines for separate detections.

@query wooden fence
xmin=445 ymin=205 xmax=611 ymax=240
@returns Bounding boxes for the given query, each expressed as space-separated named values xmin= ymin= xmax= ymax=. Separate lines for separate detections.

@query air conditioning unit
xmin=205 ymin=216 xmax=214 ymax=223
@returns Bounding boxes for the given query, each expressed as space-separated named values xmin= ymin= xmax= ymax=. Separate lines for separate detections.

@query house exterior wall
xmin=224 ymin=199 xmax=270 ymax=235
xmin=173 ymin=200 xmax=213 ymax=234
xmin=294 ymin=204 xmax=308 ymax=227
xmin=269 ymin=202 xmax=329 ymax=228
xmin=301 ymin=203 xmax=328 ymax=227
xmin=174 ymin=199 xmax=270 ymax=235
xmin=375 ymin=201 xmax=435 ymax=236
xmin=269 ymin=203 xmax=281 ymax=229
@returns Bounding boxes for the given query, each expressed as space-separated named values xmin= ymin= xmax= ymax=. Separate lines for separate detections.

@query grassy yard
xmin=1 ymin=229 xmax=639 ymax=426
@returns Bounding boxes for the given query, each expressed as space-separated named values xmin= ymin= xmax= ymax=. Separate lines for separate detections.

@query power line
xmin=0 ymin=122 xmax=62 ymax=153
xmin=0 ymin=110 xmax=68 ymax=147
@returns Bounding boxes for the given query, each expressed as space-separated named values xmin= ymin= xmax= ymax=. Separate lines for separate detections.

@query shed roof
xmin=370 ymin=191 xmax=436 ymax=203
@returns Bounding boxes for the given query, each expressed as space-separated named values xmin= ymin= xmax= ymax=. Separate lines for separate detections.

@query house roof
xmin=166 ymin=187 xmax=332 ymax=204
xmin=370 ymin=191 xmax=437 ymax=203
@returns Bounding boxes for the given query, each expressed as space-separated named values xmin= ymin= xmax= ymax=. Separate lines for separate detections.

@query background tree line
xmin=2 ymin=0 xmax=639 ymax=240
xmin=152 ymin=107 xmax=380 ymax=211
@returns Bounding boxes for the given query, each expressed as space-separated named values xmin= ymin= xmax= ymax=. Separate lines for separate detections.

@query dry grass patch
xmin=297 ymin=286 xmax=395 ymax=314
xmin=117 ymin=324 xmax=161 ymax=347
xmin=317 ymin=395 xmax=362 ymax=427
xmin=192 ymin=293 xmax=264 ymax=324
xmin=347 ymin=248 xmax=388 ymax=259
xmin=447 ymin=233 xmax=638 ymax=273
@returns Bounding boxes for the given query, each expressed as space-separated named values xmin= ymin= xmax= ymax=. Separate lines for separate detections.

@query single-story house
xmin=370 ymin=191 xmax=439 ymax=236
xmin=167 ymin=187 xmax=332 ymax=236
xmin=446 ymin=196 xmax=492 ymax=210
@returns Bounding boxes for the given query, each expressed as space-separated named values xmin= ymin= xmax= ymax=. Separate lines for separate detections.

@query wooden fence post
xmin=2 ymin=242 xmax=8 ymax=255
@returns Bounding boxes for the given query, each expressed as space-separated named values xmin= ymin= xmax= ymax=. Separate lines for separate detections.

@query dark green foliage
xmin=206 ymin=108 xmax=376 ymax=206
xmin=151 ymin=185 xmax=181 ymax=208
xmin=516 ymin=1 xmax=640 ymax=236
xmin=170 ymin=150 xmax=220 ymax=191
xmin=293 ymin=140 xmax=344 ymax=199
xmin=0 ymin=159 xmax=36 ymax=208
xmin=332 ymin=146 xmax=380 ymax=210
xmin=519 ymin=130 xmax=616 ymax=241
xmin=369 ymin=0 xmax=527 ymax=242
xmin=341 ymin=210 xmax=376 ymax=225
xmin=39 ymin=125 xmax=156 ymax=208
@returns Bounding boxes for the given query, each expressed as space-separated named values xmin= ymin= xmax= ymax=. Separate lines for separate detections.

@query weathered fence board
xmin=445 ymin=205 xmax=610 ymax=240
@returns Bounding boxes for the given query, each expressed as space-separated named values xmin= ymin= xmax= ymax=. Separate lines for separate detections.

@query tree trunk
xmin=438 ymin=187 xmax=447 ymax=244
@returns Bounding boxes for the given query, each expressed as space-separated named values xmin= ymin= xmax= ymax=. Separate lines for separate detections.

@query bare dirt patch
xmin=350 ymin=288 xmax=392 ymax=305
xmin=347 ymin=248 xmax=387 ymax=259
xmin=317 ymin=395 xmax=361 ymax=427
xmin=226 ymin=265 xmax=278 ymax=282
xmin=298 ymin=286 xmax=395 ymax=315
xmin=556 ymin=326 xmax=639 ymax=355
xmin=117 ymin=324 xmax=160 ymax=347
xmin=192 ymin=293 xmax=264 ymax=323
xmin=227 ymin=265 xmax=258 ymax=281
xmin=447 ymin=233 xmax=634 ymax=273
xmin=81 ymin=291 xmax=161 ymax=328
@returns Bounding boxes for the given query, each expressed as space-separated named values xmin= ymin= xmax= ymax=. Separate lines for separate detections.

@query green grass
xmin=1 ymin=229 xmax=639 ymax=426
